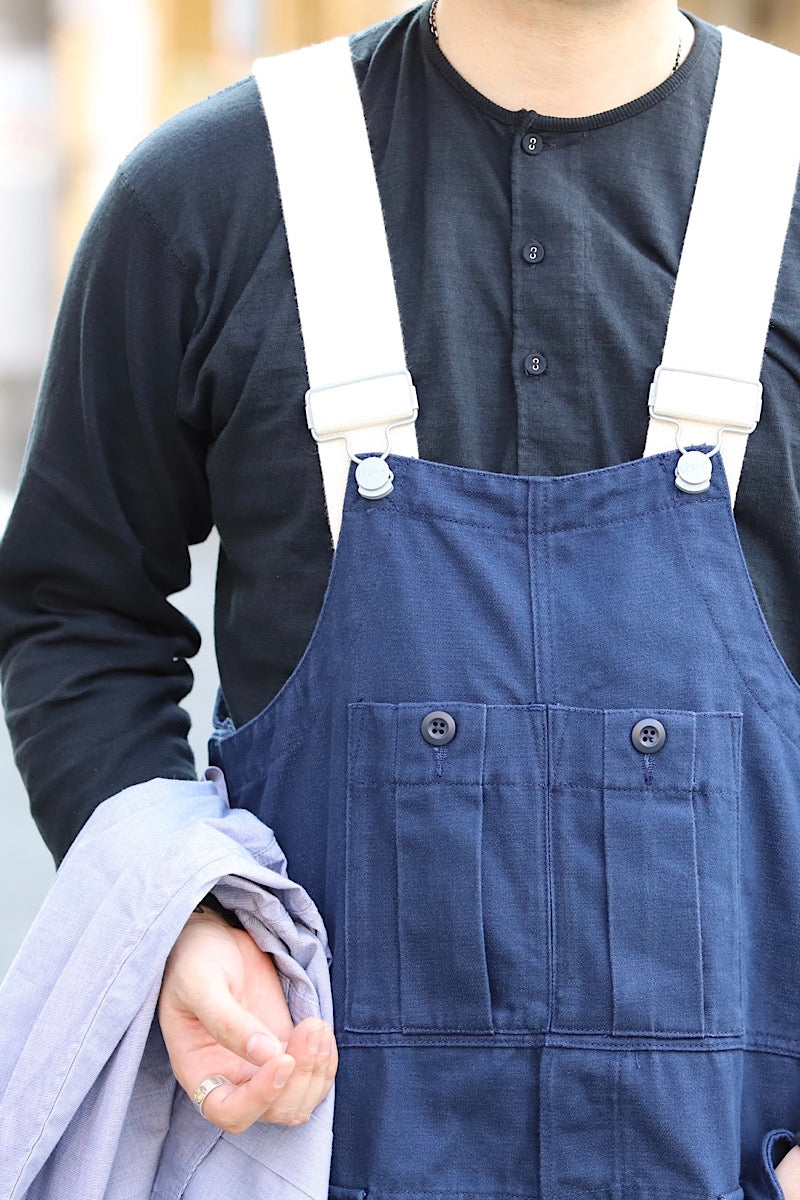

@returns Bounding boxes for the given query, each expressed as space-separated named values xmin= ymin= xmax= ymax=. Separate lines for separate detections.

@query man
xmin=3 ymin=0 xmax=800 ymax=1195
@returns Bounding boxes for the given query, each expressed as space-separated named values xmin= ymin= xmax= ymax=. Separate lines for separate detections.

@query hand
xmin=776 ymin=1145 xmax=800 ymax=1199
xmin=157 ymin=906 xmax=337 ymax=1133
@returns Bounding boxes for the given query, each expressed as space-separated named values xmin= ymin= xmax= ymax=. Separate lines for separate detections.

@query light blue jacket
xmin=0 ymin=771 xmax=334 ymax=1200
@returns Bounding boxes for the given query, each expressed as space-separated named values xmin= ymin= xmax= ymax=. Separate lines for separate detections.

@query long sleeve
xmin=0 ymin=171 xmax=213 ymax=863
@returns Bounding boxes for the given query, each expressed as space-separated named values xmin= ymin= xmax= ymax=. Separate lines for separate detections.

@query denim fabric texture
xmin=0 ymin=774 xmax=333 ymax=1200
xmin=211 ymin=450 xmax=800 ymax=1200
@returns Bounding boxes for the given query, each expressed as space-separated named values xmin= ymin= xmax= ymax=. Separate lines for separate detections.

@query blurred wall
xmin=54 ymin=0 xmax=407 ymax=311
xmin=694 ymin=0 xmax=800 ymax=49
xmin=0 ymin=0 xmax=55 ymax=490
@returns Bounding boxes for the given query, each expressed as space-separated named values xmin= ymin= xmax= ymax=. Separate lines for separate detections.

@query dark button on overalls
xmin=211 ymin=26 xmax=800 ymax=1200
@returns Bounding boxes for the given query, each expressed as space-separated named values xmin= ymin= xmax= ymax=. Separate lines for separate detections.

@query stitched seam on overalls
xmin=671 ymin=499 xmax=800 ymax=747
xmin=690 ymin=714 xmax=707 ymax=1036
xmin=614 ymin=1052 xmax=624 ymax=1196
xmin=390 ymin=509 xmax=529 ymax=538
xmin=355 ymin=778 xmax=542 ymax=788
xmin=546 ymin=491 xmax=719 ymax=537
xmin=547 ymin=1024 xmax=744 ymax=1038
xmin=344 ymin=705 xmax=356 ymax=1028
xmin=392 ymin=708 xmax=404 ymax=1034
xmin=336 ymin=1030 xmax=746 ymax=1046
xmin=552 ymin=781 xmax=736 ymax=792
xmin=381 ymin=488 xmax=716 ymax=539
xmin=366 ymin=1192 xmax=539 ymax=1197
xmin=540 ymin=480 xmax=554 ymax=704
xmin=733 ymin=718 xmax=745 ymax=1022
xmin=478 ymin=706 xmax=494 ymax=1033
xmin=746 ymin=1033 xmax=800 ymax=1055
xmin=548 ymin=705 xmax=742 ymax=715
xmin=543 ymin=602 xmax=557 ymax=1034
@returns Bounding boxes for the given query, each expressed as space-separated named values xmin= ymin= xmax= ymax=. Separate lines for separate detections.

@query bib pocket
xmin=345 ymin=702 xmax=742 ymax=1039
xmin=549 ymin=706 xmax=743 ymax=1038
xmin=344 ymin=701 xmax=549 ymax=1035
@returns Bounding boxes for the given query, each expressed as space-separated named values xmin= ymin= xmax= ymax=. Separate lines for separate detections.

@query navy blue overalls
xmin=210 ymin=23 xmax=800 ymax=1200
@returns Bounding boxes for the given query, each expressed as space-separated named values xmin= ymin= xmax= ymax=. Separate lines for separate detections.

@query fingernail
xmin=307 ymin=1027 xmax=322 ymax=1055
xmin=273 ymin=1057 xmax=294 ymax=1088
xmin=246 ymin=1032 xmax=282 ymax=1064
xmin=318 ymin=1029 xmax=333 ymax=1057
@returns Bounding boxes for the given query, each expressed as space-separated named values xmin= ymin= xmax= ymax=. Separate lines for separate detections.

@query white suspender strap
xmin=253 ymin=37 xmax=419 ymax=547
xmin=644 ymin=27 xmax=800 ymax=505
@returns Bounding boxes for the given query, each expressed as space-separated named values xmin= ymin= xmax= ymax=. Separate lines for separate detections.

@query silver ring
xmin=192 ymin=1074 xmax=231 ymax=1117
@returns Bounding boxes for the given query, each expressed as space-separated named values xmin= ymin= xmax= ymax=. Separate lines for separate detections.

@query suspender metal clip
xmin=648 ymin=366 xmax=763 ymax=493
xmin=305 ymin=371 xmax=418 ymax=501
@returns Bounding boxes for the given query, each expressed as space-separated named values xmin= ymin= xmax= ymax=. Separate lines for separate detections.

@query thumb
xmin=190 ymin=979 xmax=285 ymax=1065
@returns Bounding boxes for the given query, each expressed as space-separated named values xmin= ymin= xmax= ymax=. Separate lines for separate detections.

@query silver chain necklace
xmin=428 ymin=0 xmax=683 ymax=74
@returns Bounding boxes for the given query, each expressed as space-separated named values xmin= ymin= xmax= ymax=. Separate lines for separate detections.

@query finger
xmin=260 ymin=1021 xmax=337 ymax=1126
xmin=201 ymin=1022 xmax=338 ymax=1132
xmin=190 ymin=977 xmax=284 ymax=1065
xmin=288 ymin=1022 xmax=338 ymax=1118
xmin=290 ymin=1018 xmax=338 ymax=1101
xmin=201 ymin=1053 xmax=297 ymax=1134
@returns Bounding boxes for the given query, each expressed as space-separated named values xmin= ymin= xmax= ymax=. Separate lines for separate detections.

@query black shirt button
xmin=523 ymin=242 xmax=545 ymax=264
xmin=421 ymin=711 xmax=457 ymax=746
xmin=631 ymin=718 xmax=667 ymax=754
xmin=524 ymin=353 xmax=547 ymax=376
xmin=521 ymin=132 xmax=543 ymax=156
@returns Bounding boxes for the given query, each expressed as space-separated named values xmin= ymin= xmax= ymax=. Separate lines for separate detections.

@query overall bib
xmin=210 ymin=26 xmax=800 ymax=1200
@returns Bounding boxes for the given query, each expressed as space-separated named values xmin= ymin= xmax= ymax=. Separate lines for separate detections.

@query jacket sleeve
xmin=0 ymin=775 xmax=333 ymax=1200
xmin=0 ymin=170 xmax=213 ymax=864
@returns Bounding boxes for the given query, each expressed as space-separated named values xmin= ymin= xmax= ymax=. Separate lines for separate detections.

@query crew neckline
xmin=418 ymin=5 xmax=713 ymax=131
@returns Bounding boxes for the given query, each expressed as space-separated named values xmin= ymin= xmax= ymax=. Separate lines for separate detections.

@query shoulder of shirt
xmin=117 ymin=7 xmax=420 ymax=210
xmin=349 ymin=4 xmax=423 ymax=71
xmin=107 ymin=5 xmax=421 ymax=271
xmin=115 ymin=75 xmax=269 ymax=230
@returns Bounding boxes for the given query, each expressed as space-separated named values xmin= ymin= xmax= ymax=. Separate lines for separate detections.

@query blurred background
xmin=0 ymin=0 xmax=797 ymax=975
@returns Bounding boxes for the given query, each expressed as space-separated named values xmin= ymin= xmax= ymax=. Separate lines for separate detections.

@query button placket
xmin=519 ymin=131 xmax=549 ymax=379
xmin=513 ymin=119 xmax=563 ymax=462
